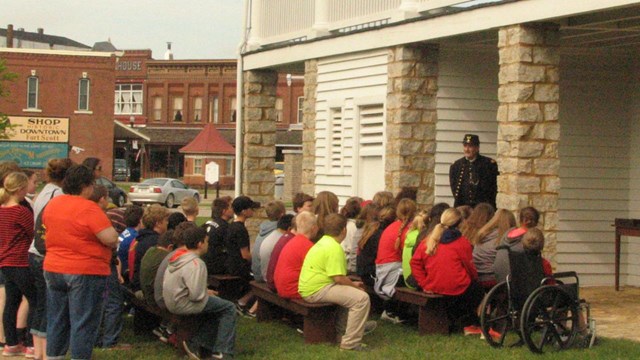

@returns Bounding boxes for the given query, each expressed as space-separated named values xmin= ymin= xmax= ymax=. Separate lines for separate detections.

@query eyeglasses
xmin=96 ymin=166 xmax=102 ymax=171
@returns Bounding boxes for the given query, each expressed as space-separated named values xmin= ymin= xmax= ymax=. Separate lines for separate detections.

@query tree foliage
xmin=0 ymin=59 xmax=18 ymax=139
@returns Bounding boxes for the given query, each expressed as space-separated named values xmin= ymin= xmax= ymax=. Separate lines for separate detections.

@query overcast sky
xmin=1 ymin=0 xmax=243 ymax=59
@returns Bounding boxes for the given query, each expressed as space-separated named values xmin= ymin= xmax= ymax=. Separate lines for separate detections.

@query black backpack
xmin=34 ymin=190 xmax=58 ymax=255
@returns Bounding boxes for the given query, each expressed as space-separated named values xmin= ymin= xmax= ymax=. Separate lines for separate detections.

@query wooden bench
xmin=250 ymin=281 xmax=338 ymax=344
xmin=121 ymin=286 xmax=199 ymax=355
xmin=208 ymin=274 xmax=244 ymax=302
xmin=393 ymin=287 xmax=449 ymax=335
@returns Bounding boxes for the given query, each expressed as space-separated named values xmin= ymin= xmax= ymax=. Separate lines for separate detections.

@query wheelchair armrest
xmin=552 ymin=271 xmax=578 ymax=279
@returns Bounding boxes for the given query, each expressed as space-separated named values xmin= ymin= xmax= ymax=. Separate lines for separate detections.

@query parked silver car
xmin=128 ymin=178 xmax=199 ymax=208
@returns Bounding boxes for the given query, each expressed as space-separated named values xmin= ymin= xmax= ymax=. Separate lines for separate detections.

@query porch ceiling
xmin=444 ymin=4 xmax=640 ymax=50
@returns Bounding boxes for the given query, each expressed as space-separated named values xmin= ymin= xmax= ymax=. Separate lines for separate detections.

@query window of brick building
xmin=230 ymin=97 xmax=236 ymax=123
xmin=194 ymin=158 xmax=203 ymax=175
xmin=153 ymin=97 xmax=162 ymax=121
xmin=275 ymin=97 xmax=283 ymax=122
xmin=27 ymin=76 xmax=39 ymax=109
xmin=209 ymin=96 xmax=219 ymax=123
xmin=78 ymin=79 xmax=90 ymax=111
xmin=193 ymin=97 xmax=202 ymax=122
xmin=172 ymin=97 xmax=183 ymax=121
xmin=115 ymin=84 xmax=143 ymax=115
xmin=225 ymin=159 xmax=233 ymax=176
xmin=297 ymin=97 xmax=304 ymax=123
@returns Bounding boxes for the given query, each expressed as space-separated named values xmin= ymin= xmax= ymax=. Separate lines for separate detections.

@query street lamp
xmin=129 ymin=116 xmax=135 ymax=128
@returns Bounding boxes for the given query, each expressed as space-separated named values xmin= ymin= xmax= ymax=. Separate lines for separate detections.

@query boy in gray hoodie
xmin=163 ymin=224 xmax=237 ymax=359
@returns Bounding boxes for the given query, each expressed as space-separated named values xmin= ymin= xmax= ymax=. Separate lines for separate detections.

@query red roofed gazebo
xmin=179 ymin=123 xmax=235 ymax=187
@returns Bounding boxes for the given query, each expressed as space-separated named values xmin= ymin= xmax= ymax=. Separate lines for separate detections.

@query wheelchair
xmin=479 ymin=246 xmax=595 ymax=353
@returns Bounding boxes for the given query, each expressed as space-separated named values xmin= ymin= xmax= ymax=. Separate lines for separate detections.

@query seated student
xmin=202 ymin=196 xmax=234 ymax=275
xmin=265 ymin=217 xmax=297 ymax=292
xmin=273 ymin=212 xmax=317 ymax=298
xmin=131 ymin=205 xmax=170 ymax=295
xmin=299 ymin=213 xmax=377 ymax=351
xmin=181 ymin=197 xmax=199 ymax=222
xmin=163 ymin=224 xmax=237 ymax=360
xmin=521 ymin=228 xmax=553 ymax=278
xmin=291 ymin=192 xmax=314 ymax=214
xmin=473 ymin=209 xmax=516 ymax=291
xmin=410 ymin=207 xmax=484 ymax=335
xmin=252 ymin=200 xmax=285 ymax=283
xmin=168 ymin=212 xmax=187 ymax=230
xmin=493 ymin=206 xmax=540 ymax=283
xmin=340 ymin=197 xmax=362 ymax=274
xmin=117 ymin=205 xmax=144 ymax=282
xmin=375 ymin=198 xmax=416 ymax=323
xmin=259 ymin=214 xmax=294 ymax=282
xmin=404 ymin=203 xmax=450 ymax=290
xmin=225 ymin=196 xmax=260 ymax=316
xmin=141 ymin=230 xmax=174 ymax=311
xmin=401 ymin=210 xmax=427 ymax=290
xmin=356 ymin=205 xmax=395 ymax=287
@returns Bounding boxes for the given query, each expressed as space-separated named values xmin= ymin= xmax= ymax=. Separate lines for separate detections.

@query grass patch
xmin=91 ymin=314 xmax=639 ymax=359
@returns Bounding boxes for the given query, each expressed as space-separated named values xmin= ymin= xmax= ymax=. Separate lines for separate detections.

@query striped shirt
xmin=0 ymin=205 xmax=34 ymax=267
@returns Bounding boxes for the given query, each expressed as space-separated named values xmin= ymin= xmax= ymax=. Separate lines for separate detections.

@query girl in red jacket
xmin=410 ymin=207 xmax=484 ymax=334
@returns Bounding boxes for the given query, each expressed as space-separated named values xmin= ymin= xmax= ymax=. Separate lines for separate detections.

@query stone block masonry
xmin=497 ymin=23 xmax=560 ymax=265
xmin=301 ymin=60 xmax=318 ymax=196
xmin=386 ymin=44 xmax=439 ymax=207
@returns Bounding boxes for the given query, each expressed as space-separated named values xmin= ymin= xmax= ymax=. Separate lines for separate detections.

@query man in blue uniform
xmin=449 ymin=134 xmax=499 ymax=209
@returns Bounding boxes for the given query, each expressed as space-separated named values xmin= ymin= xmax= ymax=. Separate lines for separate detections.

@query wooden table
xmin=614 ymin=218 xmax=640 ymax=291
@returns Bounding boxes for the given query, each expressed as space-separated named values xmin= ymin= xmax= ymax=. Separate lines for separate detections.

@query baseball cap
xmin=232 ymin=195 xmax=261 ymax=214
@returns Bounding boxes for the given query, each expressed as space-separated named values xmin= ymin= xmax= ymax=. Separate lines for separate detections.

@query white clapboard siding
xmin=435 ymin=48 xmax=499 ymax=204
xmin=314 ymin=50 xmax=388 ymax=203
xmin=557 ymin=53 xmax=637 ymax=286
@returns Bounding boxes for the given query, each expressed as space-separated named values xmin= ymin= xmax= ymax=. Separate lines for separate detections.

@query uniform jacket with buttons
xmin=449 ymin=153 xmax=498 ymax=209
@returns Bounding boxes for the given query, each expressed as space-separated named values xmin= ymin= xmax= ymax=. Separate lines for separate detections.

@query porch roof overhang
xmin=242 ymin=0 xmax=640 ymax=71
xmin=113 ymin=120 xmax=150 ymax=142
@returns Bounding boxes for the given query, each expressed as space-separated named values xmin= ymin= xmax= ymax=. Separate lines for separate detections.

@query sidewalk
xmin=582 ymin=286 xmax=640 ymax=342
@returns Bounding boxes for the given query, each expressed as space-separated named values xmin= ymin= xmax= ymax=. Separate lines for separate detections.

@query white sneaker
xmin=380 ymin=310 xmax=405 ymax=324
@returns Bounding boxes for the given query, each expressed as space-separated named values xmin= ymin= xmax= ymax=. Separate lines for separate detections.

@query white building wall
xmin=557 ymin=53 xmax=636 ymax=286
xmin=624 ymin=59 xmax=640 ymax=287
xmin=434 ymin=47 xmax=499 ymax=204
xmin=314 ymin=50 xmax=388 ymax=203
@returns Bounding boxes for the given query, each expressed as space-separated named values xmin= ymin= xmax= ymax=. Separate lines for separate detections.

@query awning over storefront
xmin=114 ymin=120 xmax=151 ymax=141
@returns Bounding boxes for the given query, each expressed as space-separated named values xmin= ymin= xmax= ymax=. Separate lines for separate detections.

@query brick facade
xmin=1 ymin=49 xmax=116 ymax=176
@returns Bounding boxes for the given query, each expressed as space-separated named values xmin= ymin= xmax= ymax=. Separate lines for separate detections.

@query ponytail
xmin=425 ymin=207 xmax=462 ymax=255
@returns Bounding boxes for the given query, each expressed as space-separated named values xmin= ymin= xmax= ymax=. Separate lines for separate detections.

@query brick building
xmin=114 ymin=51 xmax=305 ymax=183
xmin=0 ymin=48 xmax=116 ymax=177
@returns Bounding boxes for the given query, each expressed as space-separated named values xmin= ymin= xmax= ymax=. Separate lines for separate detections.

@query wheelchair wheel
xmin=480 ymin=281 xmax=516 ymax=347
xmin=520 ymin=285 xmax=579 ymax=353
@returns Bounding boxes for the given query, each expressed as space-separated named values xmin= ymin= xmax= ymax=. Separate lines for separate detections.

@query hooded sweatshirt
xmin=409 ymin=229 xmax=477 ymax=296
xmin=162 ymin=249 xmax=208 ymax=315
xmin=251 ymin=220 xmax=278 ymax=282
xmin=492 ymin=227 xmax=526 ymax=283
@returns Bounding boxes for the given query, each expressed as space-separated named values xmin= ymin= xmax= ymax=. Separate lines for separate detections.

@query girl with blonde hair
xmin=0 ymin=172 xmax=37 ymax=356
xmin=472 ymin=209 xmax=517 ymax=290
xmin=410 ymin=207 xmax=484 ymax=334
xmin=374 ymin=198 xmax=417 ymax=323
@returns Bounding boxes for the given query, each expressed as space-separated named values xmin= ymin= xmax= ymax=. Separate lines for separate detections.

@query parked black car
xmin=96 ymin=176 xmax=127 ymax=207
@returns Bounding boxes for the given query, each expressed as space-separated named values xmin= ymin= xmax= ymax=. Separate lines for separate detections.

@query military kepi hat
xmin=462 ymin=134 xmax=480 ymax=146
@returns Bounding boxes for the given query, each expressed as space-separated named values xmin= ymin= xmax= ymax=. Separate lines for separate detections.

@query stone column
xmin=301 ymin=60 xmax=318 ymax=195
xmin=282 ymin=149 xmax=303 ymax=203
xmin=243 ymin=69 xmax=278 ymax=234
xmin=386 ymin=45 xmax=439 ymax=208
xmin=497 ymin=23 xmax=560 ymax=263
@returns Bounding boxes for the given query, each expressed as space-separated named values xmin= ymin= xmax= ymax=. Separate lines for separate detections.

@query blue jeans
xmin=44 ymin=271 xmax=106 ymax=360
xmin=98 ymin=263 xmax=123 ymax=347
xmin=192 ymin=296 xmax=237 ymax=356
xmin=29 ymin=254 xmax=47 ymax=337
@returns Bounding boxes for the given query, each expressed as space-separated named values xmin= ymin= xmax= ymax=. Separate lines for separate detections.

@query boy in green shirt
xmin=299 ymin=214 xmax=376 ymax=351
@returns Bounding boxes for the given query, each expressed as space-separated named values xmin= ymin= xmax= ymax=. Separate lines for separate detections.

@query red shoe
xmin=480 ymin=328 xmax=502 ymax=340
xmin=463 ymin=325 xmax=482 ymax=336
xmin=24 ymin=346 xmax=35 ymax=358
xmin=2 ymin=344 xmax=25 ymax=357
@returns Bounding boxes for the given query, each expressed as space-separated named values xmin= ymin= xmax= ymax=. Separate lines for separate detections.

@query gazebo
xmin=179 ymin=123 xmax=235 ymax=187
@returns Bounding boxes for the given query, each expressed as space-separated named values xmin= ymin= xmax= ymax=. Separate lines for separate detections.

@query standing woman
xmin=82 ymin=157 xmax=103 ymax=180
xmin=0 ymin=172 xmax=36 ymax=356
xmin=410 ymin=208 xmax=484 ymax=334
xmin=29 ymin=158 xmax=74 ymax=360
xmin=42 ymin=165 xmax=118 ymax=360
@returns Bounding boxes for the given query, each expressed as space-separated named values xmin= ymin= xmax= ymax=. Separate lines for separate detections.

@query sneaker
xmin=364 ymin=320 xmax=377 ymax=335
xmin=24 ymin=346 xmax=35 ymax=358
xmin=183 ymin=340 xmax=202 ymax=360
xmin=480 ymin=328 xmax=502 ymax=340
xmin=464 ymin=325 xmax=482 ymax=336
xmin=2 ymin=344 xmax=25 ymax=357
xmin=340 ymin=343 xmax=370 ymax=352
xmin=380 ymin=310 xmax=405 ymax=324
xmin=210 ymin=352 xmax=234 ymax=359
xmin=296 ymin=328 xmax=304 ymax=335
xmin=152 ymin=326 xmax=165 ymax=338
xmin=167 ymin=333 xmax=178 ymax=347
xmin=235 ymin=302 xmax=256 ymax=318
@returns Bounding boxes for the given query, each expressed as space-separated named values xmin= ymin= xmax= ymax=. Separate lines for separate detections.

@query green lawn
xmin=91 ymin=314 xmax=639 ymax=360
